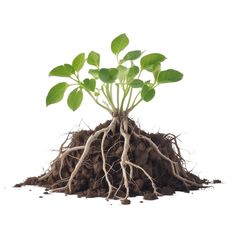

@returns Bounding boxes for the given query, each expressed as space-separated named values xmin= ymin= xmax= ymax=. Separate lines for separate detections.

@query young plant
xmin=46 ymin=33 xmax=183 ymax=117
xmin=19 ymin=34 xmax=205 ymax=204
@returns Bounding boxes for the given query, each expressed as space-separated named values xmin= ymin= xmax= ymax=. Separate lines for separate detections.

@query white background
xmin=0 ymin=0 xmax=235 ymax=235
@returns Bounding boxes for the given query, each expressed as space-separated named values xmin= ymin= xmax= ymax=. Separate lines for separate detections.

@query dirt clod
xmin=121 ymin=199 xmax=131 ymax=205
xmin=143 ymin=192 xmax=158 ymax=200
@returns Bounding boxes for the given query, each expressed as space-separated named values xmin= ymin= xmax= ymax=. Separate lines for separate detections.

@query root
xmin=67 ymin=117 xmax=118 ymax=193
xmin=133 ymin=132 xmax=203 ymax=188
xmin=120 ymin=118 xmax=130 ymax=200
xmin=126 ymin=161 xmax=162 ymax=196
xmin=58 ymin=146 xmax=85 ymax=179
xmin=101 ymin=118 xmax=117 ymax=199
xmin=38 ymin=132 xmax=71 ymax=181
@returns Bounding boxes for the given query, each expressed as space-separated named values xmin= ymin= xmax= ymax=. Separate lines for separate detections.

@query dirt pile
xmin=16 ymin=118 xmax=207 ymax=202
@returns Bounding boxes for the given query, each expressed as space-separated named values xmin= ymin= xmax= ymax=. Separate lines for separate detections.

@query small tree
xmin=19 ymin=34 xmax=205 ymax=204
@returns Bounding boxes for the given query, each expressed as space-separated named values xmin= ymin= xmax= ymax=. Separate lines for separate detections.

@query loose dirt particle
xmin=121 ymin=199 xmax=131 ymax=205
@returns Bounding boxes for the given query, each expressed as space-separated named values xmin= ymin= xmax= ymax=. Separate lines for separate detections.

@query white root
xmin=120 ymin=118 xmax=130 ymax=200
xmin=38 ymin=132 xmax=71 ymax=181
xmin=101 ymin=118 xmax=117 ymax=199
xmin=129 ymin=164 xmax=133 ymax=180
xmin=126 ymin=161 xmax=162 ymax=196
xmin=58 ymin=145 xmax=85 ymax=179
xmin=133 ymin=132 xmax=203 ymax=188
xmin=67 ymin=118 xmax=118 ymax=193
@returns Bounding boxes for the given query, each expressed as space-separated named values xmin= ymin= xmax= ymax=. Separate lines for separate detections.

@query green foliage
xmin=72 ymin=53 xmax=85 ymax=72
xmin=111 ymin=33 xmax=129 ymax=55
xmin=141 ymin=53 xmax=166 ymax=71
xmin=83 ymin=78 xmax=96 ymax=92
xmin=88 ymin=69 xmax=99 ymax=79
xmin=49 ymin=65 xmax=74 ymax=77
xmin=129 ymin=79 xmax=144 ymax=88
xmin=158 ymin=69 xmax=183 ymax=83
xmin=46 ymin=82 xmax=69 ymax=106
xmin=67 ymin=89 xmax=83 ymax=111
xmin=99 ymin=68 xmax=118 ymax=83
xmin=46 ymin=33 xmax=183 ymax=114
xmin=122 ymin=50 xmax=142 ymax=62
xmin=128 ymin=66 xmax=139 ymax=79
xmin=87 ymin=51 xmax=100 ymax=68
xmin=141 ymin=85 xmax=155 ymax=102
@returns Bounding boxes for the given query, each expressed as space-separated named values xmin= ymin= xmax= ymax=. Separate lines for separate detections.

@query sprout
xmin=46 ymin=33 xmax=183 ymax=117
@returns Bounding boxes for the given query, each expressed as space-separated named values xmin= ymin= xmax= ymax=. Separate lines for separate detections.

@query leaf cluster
xmin=46 ymin=33 xmax=183 ymax=115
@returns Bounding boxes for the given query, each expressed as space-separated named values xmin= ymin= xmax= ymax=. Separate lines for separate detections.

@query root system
xmin=16 ymin=117 xmax=207 ymax=203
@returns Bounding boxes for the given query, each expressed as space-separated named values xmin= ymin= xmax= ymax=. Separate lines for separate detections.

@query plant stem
xmin=127 ymin=98 xmax=143 ymax=113
xmin=125 ymin=88 xmax=133 ymax=111
xmin=105 ymin=84 xmax=116 ymax=112
xmin=116 ymin=84 xmax=120 ymax=110
xmin=86 ymin=90 xmax=113 ymax=114
xmin=129 ymin=90 xmax=141 ymax=109
xmin=120 ymin=87 xmax=130 ymax=113
xmin=101 ymin=85 xmax=116 ymax=113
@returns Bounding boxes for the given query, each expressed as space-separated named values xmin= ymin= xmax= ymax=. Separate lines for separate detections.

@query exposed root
xmin=58 ymin=146 xmax=85 ymax=179
xmin=67 ymin=117 xmax=118 ymax=193
xmin=101 ymin=118 xmax=117 ymax=199
xmin=38 ymin=132 xmax=71 ymax=181
xmin=126 ymin=160 xmax=162 ymax=196
xmin=133 ymin=131 xmax=203 ymax=188
xmin=120 ymin=117 xmax=130 ymax=200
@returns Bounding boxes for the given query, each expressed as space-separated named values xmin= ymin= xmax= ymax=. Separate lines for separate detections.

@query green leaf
xmin=158 ymin=69 xmax=183 ymax=83
xmin=88 ymin=69 xmax=99 ymax=79
xmin=123 ymin=50 xmax=142 ymax=61
xmin=99 ymin=68 xmax=118 ymax=83
xmin=153 ymin=63 xmax=161 ymax=82
xmin=72 ymin=53 xmax=85 ymax=72
xmin=64 ymin=64 xmax=75 ymax=75
xmin=117 ymin=65 xmax=128 ymax=82
xmin=89 ymin=79 xmax=96 ymax=92
xmin=111 ymin=33 xmax=129 ymax=55
xmin=87 ymin=51 xmax=100 ymax=68
xmin=83 ymin=78 xmax=96 ymax=92
xmin=141 ymin=53 xmax=166 ymax=71
xmin=46 ymin=82 xmax=69 ymax=106
xmin=49 ymin=65 xmax=72 ymax=77
xmin=129 ymin=79 xmax=144 ymax=88
xmin=67 ymin=88 xmax=83 ymax=111
xmin=128 ymin=66 xmax=139 ymax=78
xmin=141 ymin=84 xmax=155 ymax=102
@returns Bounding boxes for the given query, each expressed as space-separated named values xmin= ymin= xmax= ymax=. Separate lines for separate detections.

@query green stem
xmin=86 ymin=90 xmax=112 ymax=114
xmin=130 ymin=91 xmax=141 ymax=108
xmin=120 ymin=87 xmax=130 ymax=112
xmin=127 ymin=98 xmax=143 ymax=113
xmin=106 ymin=84 xmax=116 ymax=111
xmin=116 ymin=84 xmax=120 ymax=110
xmin=101 ymin=85 xmax=116 ymax=112
xmin=125 ymin=88 xmax=133 ymax=111
xmin=70 ymin=75 xmax=79 ymax=83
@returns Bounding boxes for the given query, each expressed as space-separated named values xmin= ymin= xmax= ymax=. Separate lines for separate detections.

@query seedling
xmin=19 ymin=34 xmax=206 ymax=203
xmin=46 ymin=33 xmax=183 ymax=117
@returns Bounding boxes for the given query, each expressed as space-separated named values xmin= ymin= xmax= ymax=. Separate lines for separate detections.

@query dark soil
xmin=16 ymin=118 xmax=207 ymax=201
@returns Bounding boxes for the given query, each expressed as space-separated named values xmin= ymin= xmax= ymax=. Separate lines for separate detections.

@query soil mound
xmin=16 ymin=118 xmax=207 ymax=202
